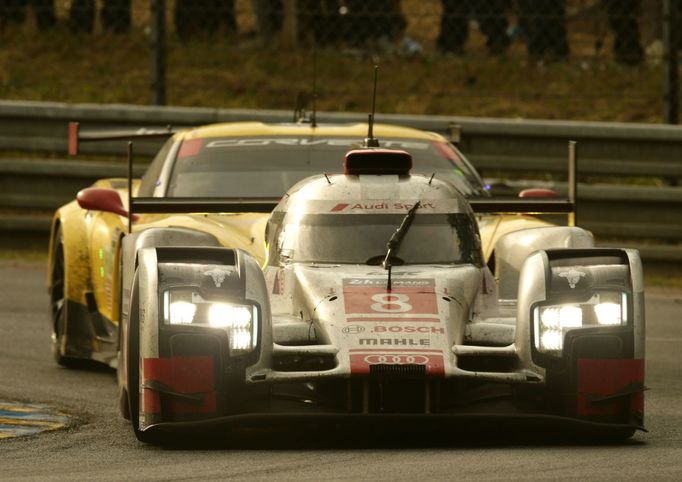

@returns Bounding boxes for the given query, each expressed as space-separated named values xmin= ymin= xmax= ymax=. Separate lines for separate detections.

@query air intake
xmin=369 ymin=364 xmax=426 ymax=379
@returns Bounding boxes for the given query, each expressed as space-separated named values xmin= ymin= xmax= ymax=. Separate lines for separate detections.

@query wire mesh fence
xmin=0 ymin=0 xmax=679 ymax=122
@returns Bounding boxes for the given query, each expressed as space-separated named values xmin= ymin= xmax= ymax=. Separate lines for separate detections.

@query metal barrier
xmin=0 ymin=101 xmax=680 ymax=260
xmin=2 ymin=100 xmax=682 ymax=178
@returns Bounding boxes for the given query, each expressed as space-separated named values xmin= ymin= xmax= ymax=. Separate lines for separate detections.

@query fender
xmin=117 ymin=227 xmax=222 ymax=392
xmin=48 ymin=201 xmax=92 ymax=306
xmin=133 ymin=247 xmax=272 ymax=431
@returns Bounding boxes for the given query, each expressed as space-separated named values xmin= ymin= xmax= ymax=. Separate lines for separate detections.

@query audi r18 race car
xmin=48 ymin=118 xmax=645 ymax=443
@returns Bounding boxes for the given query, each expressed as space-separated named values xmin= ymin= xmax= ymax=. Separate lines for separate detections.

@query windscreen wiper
xmin=383 ymin=201 xmax=420 ymax=290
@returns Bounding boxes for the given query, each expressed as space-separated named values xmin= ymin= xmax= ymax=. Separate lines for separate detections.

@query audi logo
xmin=342 ymin=325 xmax=365 ymax=334
xmin=363 ymin=355 xmax=429 ymax=365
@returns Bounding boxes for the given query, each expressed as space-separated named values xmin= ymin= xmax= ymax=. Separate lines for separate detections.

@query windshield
xmin=165 ymin=136 xmax=485 ymax=197
xmin=269 ymin=212 xmax=483 ymax=266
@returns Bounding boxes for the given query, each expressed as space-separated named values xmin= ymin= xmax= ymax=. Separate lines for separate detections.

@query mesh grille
xmin=369 ymin=363 xmax=426 ymax=379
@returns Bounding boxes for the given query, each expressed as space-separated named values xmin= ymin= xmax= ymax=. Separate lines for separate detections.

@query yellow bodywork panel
xmin=49 ymin=176 xmax=270 ymax=326
xmin=478 ymin=214 xmax=554 ymax=261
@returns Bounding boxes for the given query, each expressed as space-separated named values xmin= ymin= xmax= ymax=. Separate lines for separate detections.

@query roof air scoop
xmin=344 ymin=149 xmax=412 ymax=175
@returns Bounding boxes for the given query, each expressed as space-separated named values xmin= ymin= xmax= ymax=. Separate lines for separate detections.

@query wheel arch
xmin=48 ymin=201 xmax=92 ymax=305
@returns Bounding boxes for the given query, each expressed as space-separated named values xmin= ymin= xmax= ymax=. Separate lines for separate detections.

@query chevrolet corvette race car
xmin=48 ymin=119 xmax=646 ymax=442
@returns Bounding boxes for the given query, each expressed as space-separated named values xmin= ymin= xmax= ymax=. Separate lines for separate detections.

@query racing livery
xmin=48 ymin=121 xmax=645 ymax=442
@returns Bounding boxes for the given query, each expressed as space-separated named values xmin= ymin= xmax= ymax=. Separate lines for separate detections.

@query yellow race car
xmin=48 ymin=119 xmax=644 ymax=442
xmin=49 ymin=121 xmax=501 ymax=367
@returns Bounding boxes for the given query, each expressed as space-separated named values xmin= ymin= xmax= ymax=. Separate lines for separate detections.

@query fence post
xmin=663 ymin=0 xmax=678 ymax=124
xmin=151 ymin=0 xmax=167 ymax=106
xmin=282 ymin=0 xmax=298 ymax=48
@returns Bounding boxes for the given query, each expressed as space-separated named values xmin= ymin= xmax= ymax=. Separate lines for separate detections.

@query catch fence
xmin=0 ymin=1 xmax=680 ymax=122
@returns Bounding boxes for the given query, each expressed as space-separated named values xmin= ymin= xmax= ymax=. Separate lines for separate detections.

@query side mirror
xmin=77 ymin=187 xmax=139 ymax=221
xmin=518 ymin=188 xmax=557 ymax=198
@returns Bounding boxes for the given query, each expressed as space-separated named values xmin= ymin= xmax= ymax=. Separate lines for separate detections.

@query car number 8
xmin=370 ymin=293 xmax=413 ymax=313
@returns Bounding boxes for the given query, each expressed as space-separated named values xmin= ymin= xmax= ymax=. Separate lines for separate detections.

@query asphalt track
xmin=1 ymin=259 xmax=681 ymax=481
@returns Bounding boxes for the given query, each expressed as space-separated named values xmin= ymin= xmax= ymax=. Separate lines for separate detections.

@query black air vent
xmin=369 ymin=364 xmax=426 ymax=379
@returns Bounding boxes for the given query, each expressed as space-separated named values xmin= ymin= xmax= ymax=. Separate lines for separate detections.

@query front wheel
xmin=126 ymin=270 xmax=159 ymax=444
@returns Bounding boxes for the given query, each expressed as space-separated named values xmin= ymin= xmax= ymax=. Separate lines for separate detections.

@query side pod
xmin=494 ymin=226 xmax=594 ymax=300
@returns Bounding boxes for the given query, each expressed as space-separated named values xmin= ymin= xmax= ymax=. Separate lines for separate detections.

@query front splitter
xmin=144 ymin=412 xmax=643 ymax=442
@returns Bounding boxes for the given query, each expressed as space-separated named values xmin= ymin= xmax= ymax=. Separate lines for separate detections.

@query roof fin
xmin=311 ymin=47 xmax=318 ymax=128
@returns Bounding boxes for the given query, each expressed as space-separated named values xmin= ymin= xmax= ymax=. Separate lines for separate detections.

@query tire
xmin=126 ymin=270 xmax=158 ymax=443
xmin=50 ymin=227 xmax=79 ymax=367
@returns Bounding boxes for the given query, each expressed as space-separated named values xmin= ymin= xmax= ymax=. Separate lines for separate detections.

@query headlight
xmin=163 ymin=289 xmax=258 ymax=355
xmin=534 ymin=292 xmax=627 ymax=356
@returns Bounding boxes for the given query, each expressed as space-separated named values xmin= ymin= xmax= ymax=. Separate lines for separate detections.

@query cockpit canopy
xmin=266 ymin=196 xmax=483 ymax=267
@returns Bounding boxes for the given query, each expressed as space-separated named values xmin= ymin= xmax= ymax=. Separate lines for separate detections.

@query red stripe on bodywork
xmin=577 ymin=359 xmax=644 ymax=416
xmin=432 ymin=141 xmax=461 ymax=161
xmin=143 ymin=356 xmax=216 ymax=414
xmin=177 ymin=138 xmax=204 ymax=158
xmin=331 ymin=203 xmax=349 ymax=212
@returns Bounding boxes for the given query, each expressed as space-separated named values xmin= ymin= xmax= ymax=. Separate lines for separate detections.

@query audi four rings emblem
xmin=342 ymin=325 xmax=365 ymax=334
xmin=363 ymin=355 xmax=429 ymax=365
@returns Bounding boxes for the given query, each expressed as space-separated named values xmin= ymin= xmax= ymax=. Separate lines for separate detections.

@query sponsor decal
xmin=359 ymin=338 xmax=430 ymax=346
xmin=330 ymin=202 xmax=435 ymax=212
xmin=204 ymin=267 xmax=233 ymax=288
xmin=346 ymin=278 xmax=431 ymax=286
xmin=349 ymin=348 xmax=445 ymax=376
xmin=205 ymin=138 xmax=430 ymax=150
xmin=558 ymin=268 xmax=586 ymax=289
xmin=343 ymin=278 xmax=439 ymax=323
xmin=342 ymin=325 xmax=366 ymax=334
xmin=363 ymin=354 xmax=430 ymax=365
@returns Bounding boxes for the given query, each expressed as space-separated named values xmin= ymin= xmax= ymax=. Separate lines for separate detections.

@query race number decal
xmin=343 ymin=278 xmax=438 ymax=322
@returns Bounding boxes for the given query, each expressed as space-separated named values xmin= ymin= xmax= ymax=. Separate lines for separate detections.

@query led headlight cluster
xmin=163 ymin=289 xmax=258 ymax=355
xmin=534 ymin=292 xmax=627 ymax=356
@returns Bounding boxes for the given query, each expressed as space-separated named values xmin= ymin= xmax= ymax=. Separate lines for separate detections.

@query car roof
xmin=275 ymin=173 xmax=471 ymax=215
xmin=177 ymin=122 xmax=448 ymax=142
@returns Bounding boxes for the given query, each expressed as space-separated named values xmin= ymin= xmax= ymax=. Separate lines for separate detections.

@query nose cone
xmin=291 ymin=264 xmax=481 ymax=377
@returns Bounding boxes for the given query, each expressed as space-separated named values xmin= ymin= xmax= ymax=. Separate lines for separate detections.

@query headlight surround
xmin=163 ymin=289 xmax=258 ymax=355
xmin=533 ymin=291 xmax=628 ymax=356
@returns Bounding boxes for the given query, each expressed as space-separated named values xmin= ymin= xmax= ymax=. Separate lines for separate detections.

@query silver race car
xmin=113 ymin=143 xmax=645 ymax=443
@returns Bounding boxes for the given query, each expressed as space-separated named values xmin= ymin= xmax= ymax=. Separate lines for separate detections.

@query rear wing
xmin=67 ymin=121 xmax=175 ymax=156
xmin=68 ymin=122 xmax=578 ymax=233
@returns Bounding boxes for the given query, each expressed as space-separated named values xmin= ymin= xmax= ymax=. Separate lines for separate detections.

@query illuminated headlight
xmin=163 ymin=290 xmax=258 ymax=355
xmin=534 ymin=292 xmax=627 ymax=356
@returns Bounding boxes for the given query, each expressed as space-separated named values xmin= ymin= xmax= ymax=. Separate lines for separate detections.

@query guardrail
xmin=0 ymin=101 xmax=680 ymax=262
xmin=3 ymin=100 xmax=682 ymax=178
